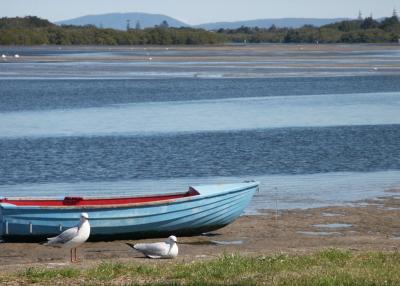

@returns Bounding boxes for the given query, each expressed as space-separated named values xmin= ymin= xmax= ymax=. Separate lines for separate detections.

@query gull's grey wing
xmin=46 ymin=227 xmax=78 ymax=245
xmin=134 ymin=242 xmax=168 ymax=257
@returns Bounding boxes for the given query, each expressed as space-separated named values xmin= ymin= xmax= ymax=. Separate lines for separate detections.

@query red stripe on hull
xmin=0 ymin=188 xmax=200 ymax=207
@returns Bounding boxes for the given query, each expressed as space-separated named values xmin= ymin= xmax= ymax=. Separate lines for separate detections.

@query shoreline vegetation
xmin=0 ymin=15 xmax=399 ymax=45
xmin=2 ymin=250 xmax=400 ymax=285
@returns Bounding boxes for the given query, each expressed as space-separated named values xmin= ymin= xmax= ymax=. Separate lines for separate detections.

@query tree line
xmin=0 ymin=17 xmax=223 ymax=45
xmin=221 ymin=15 xmax=400 ymax=43
xmin=0 ymin=15 xmax=399 ymax=45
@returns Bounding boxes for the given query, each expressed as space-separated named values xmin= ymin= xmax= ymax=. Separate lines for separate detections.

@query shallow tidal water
xmin=0 ymin=45 xmax=400 ymax=213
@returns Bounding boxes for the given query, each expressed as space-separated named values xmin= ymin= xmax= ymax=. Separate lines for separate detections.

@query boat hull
xmin=0 ymin=182 xmax=258 ymax=241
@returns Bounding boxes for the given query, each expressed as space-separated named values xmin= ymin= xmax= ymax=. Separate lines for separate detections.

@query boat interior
xmin=0 ymin=187 xmax=200 ymax=206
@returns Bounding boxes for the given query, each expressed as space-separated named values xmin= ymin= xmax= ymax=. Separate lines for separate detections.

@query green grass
xmin=3 ymin=249 xmax=400 ymax=285
xmin=21 ymin=267 xmax=80 ymax=283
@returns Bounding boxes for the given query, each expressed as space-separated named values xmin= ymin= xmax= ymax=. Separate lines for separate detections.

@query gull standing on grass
xmin=127 ymin=235 xmax=178 ymax=259
xmin=44 ymin=212 xmax=91 ymax=263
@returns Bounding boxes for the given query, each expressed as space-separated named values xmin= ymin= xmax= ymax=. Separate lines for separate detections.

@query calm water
xmin=1 ymin=47 xmax=400 ymax=213
xmin=1 ymin=76 xmax=400 ymax=112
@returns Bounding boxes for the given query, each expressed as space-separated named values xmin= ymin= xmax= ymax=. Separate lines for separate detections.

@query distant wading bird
xmin=44 ymin=212 xmax=91 ymax=262
xmin=127 ymin=235 xmax=178 ymax=259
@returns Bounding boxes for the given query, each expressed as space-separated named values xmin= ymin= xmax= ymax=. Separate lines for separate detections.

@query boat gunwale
xmin=0 ymin=183 xmax=259 ymax=210
xmin=0 ymin=191 xmax=187 ymax=201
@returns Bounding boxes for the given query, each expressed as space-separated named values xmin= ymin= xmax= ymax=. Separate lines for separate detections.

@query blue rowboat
xmin=0 ymin=182 xmax=258 ymax=241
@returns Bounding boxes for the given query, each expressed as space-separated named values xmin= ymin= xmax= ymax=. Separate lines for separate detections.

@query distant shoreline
xmin=1 ymin=16 xmax=400 ymax=45
xmin=1 ymin=42 xmax=400 ymax=48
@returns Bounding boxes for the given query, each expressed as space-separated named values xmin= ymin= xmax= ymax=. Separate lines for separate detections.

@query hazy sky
xmin=1 ymin=0 xmax=399 ymax=24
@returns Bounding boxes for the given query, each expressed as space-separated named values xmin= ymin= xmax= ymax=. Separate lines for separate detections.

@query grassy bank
xmin=1 ymin=249 xmax=400 ymax=285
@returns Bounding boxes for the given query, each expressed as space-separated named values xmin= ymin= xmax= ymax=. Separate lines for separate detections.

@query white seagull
xmin=127 ymin=235 xmax=178 ymax=259
xmin=44 ymin=212 xmax=91 ymax=263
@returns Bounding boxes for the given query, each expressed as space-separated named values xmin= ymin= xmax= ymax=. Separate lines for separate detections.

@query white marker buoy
xmin=14 ymin=54 xmax=20 ymax=58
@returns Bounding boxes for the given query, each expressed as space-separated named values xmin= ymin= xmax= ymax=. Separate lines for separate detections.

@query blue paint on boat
xmin=0 ymin=182 xmax=258 ymax=241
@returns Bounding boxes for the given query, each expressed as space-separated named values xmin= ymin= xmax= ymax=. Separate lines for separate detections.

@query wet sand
xmin=1 ymin=194 xmax=400 ymax=271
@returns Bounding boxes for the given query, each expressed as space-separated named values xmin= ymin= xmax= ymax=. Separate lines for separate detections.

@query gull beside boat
xmin=44 ymin=212 xmax=90 ymax=262
xmin=0 ymin=182 xmax=259 ymax=241
xmin=127 ymin=235 xmax=178 ymax=259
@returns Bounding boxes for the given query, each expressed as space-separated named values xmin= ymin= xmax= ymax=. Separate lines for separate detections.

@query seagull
xmin=127 ymin=235 xmax=178 ymax=259
xmin=44 ymin=212 xmax=91 ymax=263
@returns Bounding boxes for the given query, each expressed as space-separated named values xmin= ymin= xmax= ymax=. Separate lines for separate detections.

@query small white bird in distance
xmin=44 ymin=212 xmax=91 ymax=263
xmin=127 ymin=235 xmax=178 ymax=259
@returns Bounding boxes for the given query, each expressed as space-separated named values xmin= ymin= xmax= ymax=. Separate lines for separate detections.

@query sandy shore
xmin=1 ymin=193 xmax=400 ymax=271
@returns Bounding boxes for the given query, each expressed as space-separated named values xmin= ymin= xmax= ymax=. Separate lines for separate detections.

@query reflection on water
xmin=313 ymin=223 xmax=352 ymax=228
xmin=210 ymin=240 xmax=244 ymax=245
xmin=1 ymin=92 xmax=399 ymax=138
xmin=321 ymin=213 xmax=344 ymax=217
xmin=297 ymin=231 xmax=343 ymax=236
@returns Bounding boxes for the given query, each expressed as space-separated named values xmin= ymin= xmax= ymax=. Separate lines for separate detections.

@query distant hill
xmin=195 ymin=18 xmax=348 ymax=30
xmin=56 ymin=12 xmax=189 ymax=30
xmin=57 ymin=14 xmax=349 ymax=30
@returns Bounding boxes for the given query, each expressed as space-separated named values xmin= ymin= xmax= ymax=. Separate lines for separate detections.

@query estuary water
xmin=0 ymin=46 xmax=400 ymax=213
